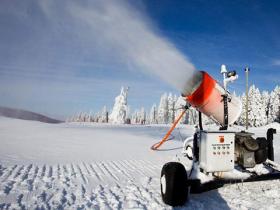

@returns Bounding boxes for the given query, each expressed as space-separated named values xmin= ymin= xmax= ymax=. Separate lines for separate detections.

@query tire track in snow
xmin=13 ymin=165 xmax=25 ymax=181
xmin=3 ymin=180 xmax=16 ymax=195
xmin=28 ymin=165 xmax=39 ymax=191
xmin=119 ymin=160 xmax=149 ymax=179
xmin=20 ymin=164 xmax=39 ymax=192
xmin=127 ymin=160 xmax=153 ymax=177
xmin=93 ymin=162 xmax=108 ymax=182
xmin=140 ymin=160 xmax=159 ymax=172
xmin=115 ymin=160 xmax=135 ymax=179
xmin=0 ymin=165 xmax=18 ymax=182
xmin=82 ymin=162 xmax=91 ymax=176
xmin=100 ymin=162 xmax=119 ymax=182
xmin=17 ymin=193 xmax=26 ymax=209
xmin=51 ymin=165 xmax=57 ymax=181
xmin=40 ymin=165 xmax=46 ymax=178
xmin=33 ymin=166 xmax=43 ymax=190
xmin=62 ymin=165 xmax=68 ymax=175
xmin=53 ymin=164 xmax=61 ymax=180
xmin=76 ymin=164 xmax=88 ymax=184
xmin=60 ymin=165 xmax=71 ymax=188
xmin=0 ymin=165 xmax=6 ymax=177
xmin=0 ymin=161 xmax=167 ymax=209
xmin=20 ymin=164 xmax=32 ymax=182
xmin=47 ymin=165 xmax=53 ymax=178
xmin=111 ymin=161 xmax=131 ymax=180
xmin=108 ymin=161 xmax=131 ymax=180
xmin=82 ymin=162 xmax=101 ymax=185
xmin=138 ymin=160 xmax=159 ymax=176
xmin=93 ymin=185 xmax=113 ymax=209
xmin=88 ymin=163 xmax=102 ymax=182
xmin=109 ymin=184 xmax=124 ymax=209
xmin=70 ymin=164 xmax=77 ymax=178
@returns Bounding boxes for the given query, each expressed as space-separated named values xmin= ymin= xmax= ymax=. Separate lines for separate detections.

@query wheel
xmin=160 ymin=162 xmax=189 ymax=206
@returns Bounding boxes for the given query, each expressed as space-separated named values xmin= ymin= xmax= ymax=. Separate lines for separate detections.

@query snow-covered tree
xmin=238 ymin=85 xmax=266 ymax=127
xmin=126 ymin=105 xmax=131 ymax=123
xmin=109 ymin=87 xmax=129 ymax=124
xmin=188 ymin=108 xmax=199 ymax=125
xmin=255 ymin=87 xmax=267 ymax=126
xmin=99 ymin=106 xmax=108 ymax=123
xmin=157 ymin=93 xmax=168 ymax=124
xmin=131 ymin=109 xmax=140 ymax=124
xmin=174 ymin=96 xmax=187 ymax=124
xmin=85 ymin=111 xmax=92 ymax=122
xmin=262 ymin=91 xmax=271 ymax=124
xmin=270 ymin=86 xmax=280 ymax=123
xmin=149 ymin=104 xmax=158 ymax=124
xmin=78 ymin=112 xmax=84 ymax=122
xmin=139 ymin=107 xmax=146 ymax=124
xmin=67 ymin=85 xmax=280 ymax=127
xmin=238 ymin=93 xmax=246 ymax=125
xmin=167 ymin=93 xmax=176 ymax=123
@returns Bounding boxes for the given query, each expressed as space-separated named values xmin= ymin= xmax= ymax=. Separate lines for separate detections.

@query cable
xmin=151 ymin=109 xmax=187 ymax=150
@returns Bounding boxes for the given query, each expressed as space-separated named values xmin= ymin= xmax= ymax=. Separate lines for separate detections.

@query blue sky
xmin=0 ymin=0 xmax=279 ymax=119
xmin=144 ymin=0 xmax=280 ymax=89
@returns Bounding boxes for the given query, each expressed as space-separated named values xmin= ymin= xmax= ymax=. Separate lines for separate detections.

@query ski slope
xmin=0 ymin=117 xmax=280 ymax=209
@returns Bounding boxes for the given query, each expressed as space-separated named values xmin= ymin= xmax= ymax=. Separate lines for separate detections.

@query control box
xmin=199 ymin=131 xmax=235 ymax=172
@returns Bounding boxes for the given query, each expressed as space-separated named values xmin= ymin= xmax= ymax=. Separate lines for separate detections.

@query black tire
xmin=160 ymin=162 xmax=189 ymax=206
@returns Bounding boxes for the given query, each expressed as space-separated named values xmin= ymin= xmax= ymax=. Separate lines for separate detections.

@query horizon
xmin=0 ymin=0 xmax=279 ymax=119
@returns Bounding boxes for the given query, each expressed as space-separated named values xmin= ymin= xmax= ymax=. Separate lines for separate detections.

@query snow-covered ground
xmin=0 ymin=117 xmax=280 ymax=209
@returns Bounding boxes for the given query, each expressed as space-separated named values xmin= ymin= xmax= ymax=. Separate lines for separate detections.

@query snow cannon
xmin=159 ymin=65 xmax=280 ymax=207
xmin=182 ymin=71 xmax=242 ymax=126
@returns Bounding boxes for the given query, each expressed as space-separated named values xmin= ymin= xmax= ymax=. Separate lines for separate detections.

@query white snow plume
xmin=38 ymin=0 xmax=198 ymax=93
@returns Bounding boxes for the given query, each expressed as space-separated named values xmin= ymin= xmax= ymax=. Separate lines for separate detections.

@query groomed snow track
xmin=1 ymin=161 xmax=280 ymax=209
xmin=0 ymin=160 xmax=166 ymax=209
xmin=0 ymin=118 xmax=280 ymax=209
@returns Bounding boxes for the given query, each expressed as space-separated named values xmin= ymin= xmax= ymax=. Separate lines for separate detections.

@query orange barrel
xmin=184 ymin=71 xmax=242 ymax=125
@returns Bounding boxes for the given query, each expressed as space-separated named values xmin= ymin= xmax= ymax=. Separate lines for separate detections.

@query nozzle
xmin=184 ymin=71 xmax=242 ymax=126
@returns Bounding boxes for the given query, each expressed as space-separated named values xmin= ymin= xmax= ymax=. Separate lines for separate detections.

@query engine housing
xmin=235 ymin=132 xmax=268 ymax=168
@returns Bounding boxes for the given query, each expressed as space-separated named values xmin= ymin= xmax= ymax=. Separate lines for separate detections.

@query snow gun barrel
xmin=182 ymin=71 xmax=242 ymax=126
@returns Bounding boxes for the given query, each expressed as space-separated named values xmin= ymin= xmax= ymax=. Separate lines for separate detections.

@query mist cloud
xmin=0 ymin=0 xmax=197 ymax=116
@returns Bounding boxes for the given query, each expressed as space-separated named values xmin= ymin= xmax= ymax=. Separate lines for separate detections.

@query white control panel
xmin=199 ymin=131 xmax=235 ymax=172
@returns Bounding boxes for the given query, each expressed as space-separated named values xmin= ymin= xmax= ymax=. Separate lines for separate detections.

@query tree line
xmin=67 ymin=85 xmax=280 ymax=127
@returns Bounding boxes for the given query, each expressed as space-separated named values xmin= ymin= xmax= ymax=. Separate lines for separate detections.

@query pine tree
xmin=167 ymin=93 xmax=175 ymax=123
xmin=109 ymin=87 xmax=129 ymax=124
xmin=67 ymin=85 xmax=280 ymax=127
xmin=189 ymin=108 xmax=199 ymax=125
xmin=140 ymin=107 xmax=146 ymax=124
xmin=100 ymin=106 xmax=108 ymax=123
xmin=131 ymin=109 xmax=141 ymax=124
xmin=238 ymin=93 xmax=246 ymax=125
xmin=126 ymin=105 xmax=131 ymax=123
xmin=149 ymin=104 xmax=158 ymax=124
xmin=262 ymin=91 xmax=271 ymax=124
xmin=270 ymin=86 xmax=280 ymax=123
xmin=174 ymin=96 xmax=187 ymax=124
xmin=157 ymin=93 xmax=168 ymax=124
xmin=239 ymin=85 xmax=266 ymax=127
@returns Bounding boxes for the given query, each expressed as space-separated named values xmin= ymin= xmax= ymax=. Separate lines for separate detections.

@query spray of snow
xmin=38 ymin=0 xmax=199 ymax=94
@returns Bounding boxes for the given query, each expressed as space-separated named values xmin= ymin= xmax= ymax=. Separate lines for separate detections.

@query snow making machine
xmin=159 ymin=65 xmax=279 ymax=206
